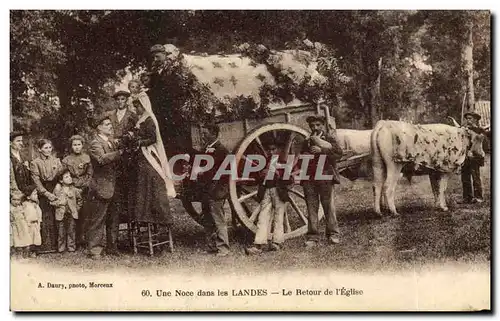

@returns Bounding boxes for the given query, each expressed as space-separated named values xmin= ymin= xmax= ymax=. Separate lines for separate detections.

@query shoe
xmin=216 ymin=250 xmax=230 ymax=257
xmin=202 ymin=248 xmax=218 ymax=254
xmin=269 ymin=243 xmax=281 ymax=251
xmin=245 ymin=246 xmax=263 ymax=255
xmin=328 ymin=236 xmax=340 ymax=245
xmin=472 ymin=198 xmax=484 ymax=204
xmin=304 ymin=240 xmax=317 ymax=248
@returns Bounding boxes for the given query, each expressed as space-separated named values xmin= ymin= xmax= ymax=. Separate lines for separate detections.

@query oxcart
xmin=179 ymin=102 xmax=369 ymax=239
xmin=152 ymin=43 xmax=367 ymax=239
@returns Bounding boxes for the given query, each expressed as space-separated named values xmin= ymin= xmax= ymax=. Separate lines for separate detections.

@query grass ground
xmin=14 ymin=156 xmax=491 ymax=276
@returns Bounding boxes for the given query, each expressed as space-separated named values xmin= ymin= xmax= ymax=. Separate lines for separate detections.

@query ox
xmin=336 ymin=129 xmax=373 ymax=180
xmin=371 ymin=120 xmax=485 ymax=216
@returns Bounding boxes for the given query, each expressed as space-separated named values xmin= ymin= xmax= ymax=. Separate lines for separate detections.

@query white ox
xmin=371 ymin=120 xmax=485 ymax=216
xmin=336 ymin=129 xmax=372 ymax=155
xmin=335 ymin=129 xmax=372 ymax=180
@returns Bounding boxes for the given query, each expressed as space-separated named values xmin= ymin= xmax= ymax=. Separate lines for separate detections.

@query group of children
xmin=11 ymin=135 xmax=91 ymax=257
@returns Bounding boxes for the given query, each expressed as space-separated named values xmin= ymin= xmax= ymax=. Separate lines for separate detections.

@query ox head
xmin=465 ymin=128 xmax=486 ymax=158
xmin=448 ymin=116 xmax=486 ymax=158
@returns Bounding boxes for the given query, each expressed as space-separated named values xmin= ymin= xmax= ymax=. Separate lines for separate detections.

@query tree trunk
xmin=369 ymin=57 xmax=383 ymax=127
xmin=462 ymin=18 xmax=474 ymax=113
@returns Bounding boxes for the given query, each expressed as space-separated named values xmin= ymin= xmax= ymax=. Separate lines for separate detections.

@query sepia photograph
xmin=8 ymin=9 xmax=491 ymax=311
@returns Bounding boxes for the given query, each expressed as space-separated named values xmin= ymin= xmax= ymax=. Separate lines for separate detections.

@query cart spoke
xmin=289 ymin=196 xmax=308 ymax=224
xmin=238 ymin=190 xmax=258 ymax=203
xmin=254 ymin=136 xmax=268 ymax=157
xmin=283 ymin=132 xmax=295 ymax=158
xmin=287 ymin=187 xmax=305 ymax=199
xmin=249 ymin=204 xmax=261 ymax=223
xmin=284 ymin=208 xmax=292 ymax=233
xmin=240 ymin=154 xmax=261 ymax=168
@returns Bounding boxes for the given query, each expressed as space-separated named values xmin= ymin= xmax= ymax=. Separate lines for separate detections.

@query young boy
xmin=245 ymin=138 xmax=294 ymax=255
xmin=51 ymin=170 xmax=83 ymax=253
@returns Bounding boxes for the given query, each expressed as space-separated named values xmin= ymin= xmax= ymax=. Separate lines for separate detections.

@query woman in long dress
xmin=127 ymin=97 xmax=176 ymax=227
xmin=30 ymin=139 xmax=63 ymax=253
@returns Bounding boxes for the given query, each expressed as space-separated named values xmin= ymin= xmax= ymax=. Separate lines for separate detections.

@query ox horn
xmin=447 ymin=116 xmax=461 ymax=127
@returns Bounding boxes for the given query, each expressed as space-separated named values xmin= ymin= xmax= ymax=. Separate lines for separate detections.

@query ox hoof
xmin=441 ymin=207 xmax=449 ymax=212
xmin=389 ymin=212 xmax=400 ymax=217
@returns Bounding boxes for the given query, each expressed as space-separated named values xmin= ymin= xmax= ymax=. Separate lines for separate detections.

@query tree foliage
xmin=10 ymin=10 xmax=491 ymax=153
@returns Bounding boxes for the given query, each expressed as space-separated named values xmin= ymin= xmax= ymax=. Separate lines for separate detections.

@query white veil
xmin=134 ymin=92 xmax=176 ymax=198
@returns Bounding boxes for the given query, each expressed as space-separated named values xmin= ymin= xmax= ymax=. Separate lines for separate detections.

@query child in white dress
xmin=10 ymin=191 xmax=41 ymax=258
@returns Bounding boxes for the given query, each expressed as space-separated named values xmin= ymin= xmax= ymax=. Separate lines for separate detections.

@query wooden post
xmin=461 ymin=92 xmax=467 ymax=124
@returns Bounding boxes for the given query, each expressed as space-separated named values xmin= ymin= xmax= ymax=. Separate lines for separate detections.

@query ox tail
xmin=401 ymin=165 xmax=413 ymax=184
xmin=371 ymin=120 xmax=386 ymax=214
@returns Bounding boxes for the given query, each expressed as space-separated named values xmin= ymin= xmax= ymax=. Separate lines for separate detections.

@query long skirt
xmin=38 ymin=180 xmax=58 ymax=253
xmin=128 ymin=155 xmax=172 ymax=225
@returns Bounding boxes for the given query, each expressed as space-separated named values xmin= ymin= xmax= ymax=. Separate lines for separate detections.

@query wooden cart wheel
xmin=230 ymin=123 xmax=325 ymax=240
xmin=180 ymin=198 xmax=205 ymax=226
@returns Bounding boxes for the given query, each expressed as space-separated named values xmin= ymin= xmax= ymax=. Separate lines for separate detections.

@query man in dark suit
xmin=107 ymin=90 xmax=138 ymax=138
xmin=191 ymin=123 xmax=231 ymax=256
xmin=10 ymin=131 xmax=37 ymax=199
xmin=86 ymin=114 xmax=124 ymax=258
xmin=106 ymin=90 xmax=138 ymax=227
xmin=299 ymin=115 xmax=343 ymax=247
xmin=460 ymin=112 xmax=486 ymax=204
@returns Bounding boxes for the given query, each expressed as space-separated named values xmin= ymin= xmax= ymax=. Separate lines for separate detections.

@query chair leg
xmin=148 ymin=223 xmax=153 ymax=256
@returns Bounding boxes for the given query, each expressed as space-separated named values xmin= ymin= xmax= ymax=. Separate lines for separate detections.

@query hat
xmin=10 ymin=130 xmax=25 ymax=142
xmin=91 ymin=113 xmax=111 ymax=129
xmin=464 ymin=112 xmax=481 ymax=120
xmin=306 ymin=115 xmax=326 ymax=123
xmin=150 ymin=44 xmax=166 ymax=54
xmin=112 ymin=90 xmax=130 ymax=99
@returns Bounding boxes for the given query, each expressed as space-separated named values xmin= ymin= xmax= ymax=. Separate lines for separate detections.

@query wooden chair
xmin=132 ymin=222 xmax=174 ymax=256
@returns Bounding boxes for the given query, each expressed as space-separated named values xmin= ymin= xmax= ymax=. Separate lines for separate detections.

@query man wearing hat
xmin=106 ymin=90 xmax=138 ymax=230
xmin=86 ymin=114 xmax=124 ymax=259
xmin=299 ymin=115 xmax=343 ymax=247
xmin=108 ymin=90 xmax=138 ymax=139
xmin=460 ymin=111 xmax=485 ymax=204
xmin=10 ymin=131 xmax=37 ymax=200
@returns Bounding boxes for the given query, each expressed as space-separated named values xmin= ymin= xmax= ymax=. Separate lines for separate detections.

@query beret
xmin=150 ymin=44 xmax=166 ymax=54
xmin=10 ymin=130 xmax=25 ymax=142
xmin=91 ymin=113 xmax=111 ymax=129
xmin=464 ymin=112 xmax=481 ymax=120
xmin=112 ymin=90 xmax=131 ymax=99
xmin=306 ymin=115 xmax=326 ymax=123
